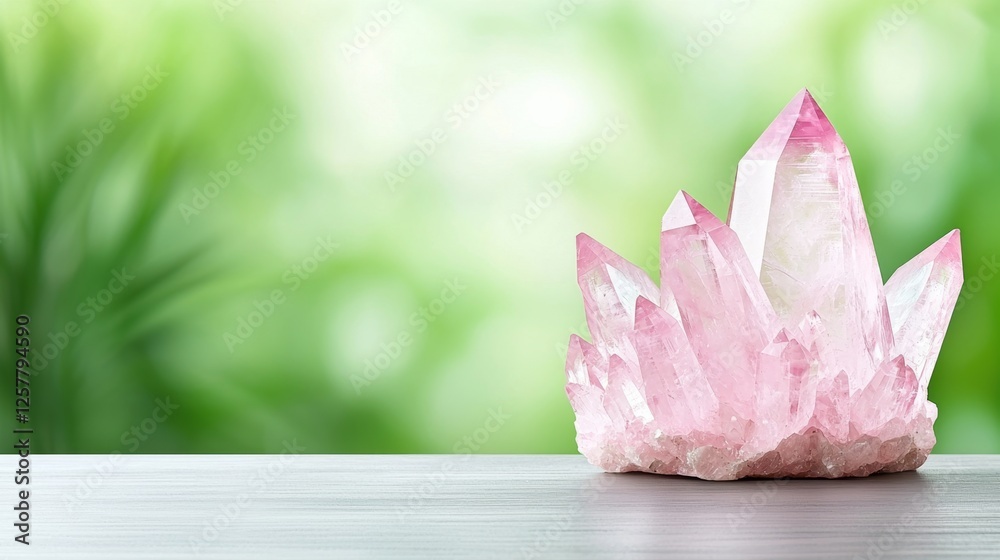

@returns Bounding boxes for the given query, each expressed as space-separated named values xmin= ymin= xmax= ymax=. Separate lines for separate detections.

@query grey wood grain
xmin=2 ymin=455 xmax=999 ymax=559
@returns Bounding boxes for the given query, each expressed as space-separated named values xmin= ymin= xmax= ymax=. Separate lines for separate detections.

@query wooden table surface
xmin=4 ymin=454 xmax=999 ymax=559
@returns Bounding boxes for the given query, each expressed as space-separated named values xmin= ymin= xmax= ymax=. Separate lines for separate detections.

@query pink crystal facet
xmin=565 ymin=90 xmax=964 ymax=480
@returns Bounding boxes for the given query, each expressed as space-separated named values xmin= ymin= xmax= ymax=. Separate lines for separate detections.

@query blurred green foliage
xmin=1 ymin=0 xmax=998 ymax=453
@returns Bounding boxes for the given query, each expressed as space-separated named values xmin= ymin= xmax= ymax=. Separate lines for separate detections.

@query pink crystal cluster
xmin=566 ymin=90 xmax=964 ymax=480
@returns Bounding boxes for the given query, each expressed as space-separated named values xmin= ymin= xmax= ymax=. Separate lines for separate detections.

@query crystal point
xmin=576 ymin=233 xmax=659 ymax=365
xmin=728 ymin=89 xmax=894 ymax=380
xmin=884 ymin=230 xmax=963 ymax=385
xmin=566 ymin=91 xmax=962 ymax=480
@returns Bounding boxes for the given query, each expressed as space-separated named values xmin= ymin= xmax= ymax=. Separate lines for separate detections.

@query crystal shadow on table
xmin=571 ymin=468 xmax=992 ymax=558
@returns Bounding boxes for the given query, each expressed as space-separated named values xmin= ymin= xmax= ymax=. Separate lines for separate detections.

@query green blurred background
xmin=1 ymin=0 xmax=997 ymax=453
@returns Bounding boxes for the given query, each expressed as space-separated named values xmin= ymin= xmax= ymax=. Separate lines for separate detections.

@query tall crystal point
xmin=565 ymin=89 xmax=963 ymax=480
xmin=728 ymin=89 xmax=894 ymax=387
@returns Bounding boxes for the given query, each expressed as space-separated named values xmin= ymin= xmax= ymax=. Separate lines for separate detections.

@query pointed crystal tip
xmin=575 ymin=233 xmax=606 ymax=271
xmin=932 ymin=229 xmax=962 ymax=262
xmin=742 ymin=88 xmax=839 ymax=162
xmin=662 ymin=191 xmax=720 ymax=232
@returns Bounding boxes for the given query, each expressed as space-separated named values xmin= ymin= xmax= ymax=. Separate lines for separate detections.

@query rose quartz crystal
xmin=565 ymin=89 xmax=963 ymax=480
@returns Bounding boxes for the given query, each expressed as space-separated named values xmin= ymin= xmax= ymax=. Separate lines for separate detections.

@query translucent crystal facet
xmin=565 ymin=89 xmax=963 ymax=480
